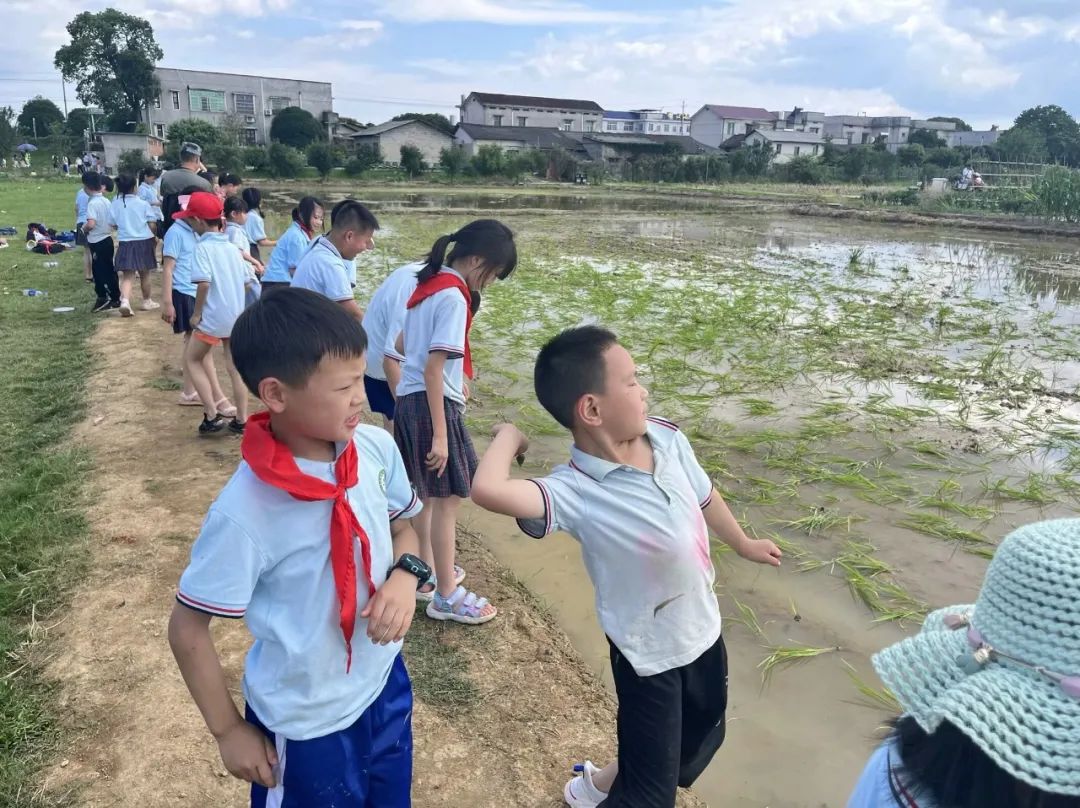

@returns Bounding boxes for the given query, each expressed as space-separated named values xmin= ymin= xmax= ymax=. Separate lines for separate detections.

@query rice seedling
xmin=728 ymin=595 xmax=768 ymax=640
xmin=918 ymin=486 xmax=996 ymax=520
xmin=742 ymin=398 xmax=780 ymax=417
xmin=980 ymin=474 xmax=1056 ymax=505
xmin=775 ymin=506 xmax=860 ymax=537
xmin=843 ymin=662 xmax=902 ymax=713
xmin=759 ymin=644 xmax=840 ymax=685
xmin=848 ymin=247 xmax=865 ymax=267
xmin=897 ymin=512 xmax=990 ymax=547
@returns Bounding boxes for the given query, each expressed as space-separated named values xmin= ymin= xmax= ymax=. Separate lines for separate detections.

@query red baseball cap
xmin=172 ymin=191 xmax=223 ymax=220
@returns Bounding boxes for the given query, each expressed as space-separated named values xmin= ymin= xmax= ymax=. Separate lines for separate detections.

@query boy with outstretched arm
xmin=168 ymin=288 xmax=432 ymax=807
xmin=471 ymin=325 xmax=782 ymax=808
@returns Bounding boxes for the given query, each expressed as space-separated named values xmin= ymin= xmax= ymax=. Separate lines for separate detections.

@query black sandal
xmin=198 ymin=413 xmax=227 ymax=435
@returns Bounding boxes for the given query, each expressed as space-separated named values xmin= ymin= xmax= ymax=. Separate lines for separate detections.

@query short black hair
xmin=231 ymin=288 xmax=368 ymax=396
xmin=241 ymin=186 xmax=262 ymax=211
xmin=100 ymin=174 xmax=114 ymax=193
xmin=198 ymin=170 xmax=217 ymax=185
xmin=224 ymin=195 xmax=248 ymax=218
xmin=330 ymin=198 xmax=379 ymax=233
xmin=534 ymin=325 xmax=619 ymax=429
xmin=81 ymin=170 xmax=100 ymax=189
xmin=219 ymin=172 xmax=242 ymax=187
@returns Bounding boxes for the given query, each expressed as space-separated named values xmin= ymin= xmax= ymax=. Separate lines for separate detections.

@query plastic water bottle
xmin=22 ymin=289 xmax=47 ymax=297
xmin=45 ymin=261 xmax=58 ymax=268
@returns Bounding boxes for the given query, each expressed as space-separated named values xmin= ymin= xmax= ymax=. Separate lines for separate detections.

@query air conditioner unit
xmin=244 ymin=115 xmax=256 ymax=124
xmin=264 ymin=109 xmax=272 ymax=117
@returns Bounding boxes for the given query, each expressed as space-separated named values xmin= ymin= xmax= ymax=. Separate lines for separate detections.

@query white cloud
xmin=374 ymin=0 xmax=660 ymax=25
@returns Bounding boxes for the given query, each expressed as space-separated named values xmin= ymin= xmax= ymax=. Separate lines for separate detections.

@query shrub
xmin=266 ymin=142 xmax=305 ymax=178
xmin=307 ymin=142 xmax=336 ymax=180
xmin=206 ymin=144 xmax=244 ymax=174
xmin=472 ymin=144 xmax=505 ymax=176
xmin=439 ymin=146 xmax=468 ymax=179
xmin=400 ymin=144 xmax=425 ymax=178
xmin=776 ymin=155 xmax=827 ymax=184
xmin=269 ymin=107 xmax=324 ymax=149
xmin=116 ymin=148 xmax=146 ymax=176
xmin=344 ymin=144 xmax=381 ymax=177
xmin=244 ymin=146 xmax=269 ymax=171
xmin=1034 ymin=165 xmax=1080 ymax=221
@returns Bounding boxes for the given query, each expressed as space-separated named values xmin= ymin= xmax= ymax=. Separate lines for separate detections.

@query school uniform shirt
xmin=176 ymin=426 xmax=423 ymax=740
xmin=361 ymin=263 xmax=421 ymax=382
xmin=109 ymin=195 xmax=155 ymax=241
xmin=396 ymin=267 xmax=469 ymax=408
xmin=847 ymin=740 xmax=931 ymax=807
xmin=162 ymin=219 xmax=198 ymax=298
xmin=138 ymin=182 xmax=163 ymax=221
xmin=264 ymin=221 xmax=312 ymax=284
xmin=189 ymin=232 xmax=247 ymax=338
xmin=244 ymin=208 xmax=267 ymax=247
xmin=291 ymin=236 xmax=354 ymax=303
xmin=75 ymin=187 xmax=89 ymax=226
xmin=84 ymin=195 xmax=114 ymax=244
xmin=518 ymin=417 xmax=722 ymax=676
xmin=225 ymin=222 xmax=260 ymax=287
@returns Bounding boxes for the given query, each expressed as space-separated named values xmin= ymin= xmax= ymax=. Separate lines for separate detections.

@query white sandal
xmin=415 ymin=565 xmax=466 ymax=602
xmin=426 ymin=585 xmax=497 ymax=625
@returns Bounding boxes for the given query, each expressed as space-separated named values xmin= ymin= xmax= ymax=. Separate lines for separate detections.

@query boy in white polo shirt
xmin=291 ymin=200 xmax=378 ymax=320
xmin=360 ymin=262 xmax=421 ymax=429
xmin=471 ymin=325 xmax=782 ymax=808
xmin=169 ymin=288 xmax=429 ymax=808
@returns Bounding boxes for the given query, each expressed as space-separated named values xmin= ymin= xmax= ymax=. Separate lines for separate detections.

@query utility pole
xmin=61 ymin=80 xmax=68 ymax=115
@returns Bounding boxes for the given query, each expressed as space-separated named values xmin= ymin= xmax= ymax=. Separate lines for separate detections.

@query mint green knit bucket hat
xmin=873 ymin=518 xmax=1080 ymax=795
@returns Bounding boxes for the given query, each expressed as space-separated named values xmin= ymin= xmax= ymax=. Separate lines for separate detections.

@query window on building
xmin=606 ymin=121 xmax=617 ymax=131
xmin=562 ymin=119 xmax=574 ymax=131
xmin=243 ymin=128 xmax=258 ymax=145
xmin=493 ymin=115 xmax=503 ymax=126
xmin=268 ymin=96 xmax=292 ymax=114
xmin=154 ymin=123 xmax=165 ymax=139
xmin=234 ymin=93 xmax=255 ymax=116
xmin=664 ymin=124 xmax=670 ymax=132
xmin=189 ymin=89 xmax=226 ymax=113
xmin=585 ymin=120 xmax=595 ymax=132
xmin=809 ymin=126 xmax=820 ymax=134
xmin=623 ymin=122 xmax=634 ymax=132
xmin=812 ymin=144 xmax=820 ymax=156
xmin=794 ymin=146 xmax=801 ymax=156
xmin=726 ymin=121 xmax=736 ymax=135
xmin=515 ymin=116 xmax=528 ymax=127
xmin=153 ymin=95 xmax=161 ymax=110
xmin=775 ymin=143 xmax=782 ymax=154
xmin=170 ymin=90 xmax=180 ymax=110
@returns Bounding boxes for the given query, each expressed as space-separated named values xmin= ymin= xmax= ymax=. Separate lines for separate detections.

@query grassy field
xmin=0 ymin=176 xmax=96 ymax=806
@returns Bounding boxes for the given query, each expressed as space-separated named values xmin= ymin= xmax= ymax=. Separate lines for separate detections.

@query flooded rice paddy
xmin=269 ymin=188 xmax=1080 ymax=806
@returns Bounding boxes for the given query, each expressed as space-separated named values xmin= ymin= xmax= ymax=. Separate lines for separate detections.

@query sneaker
xmin=91 ymin=297 xmax=111 ymax=313
xmin=228 ymin=418 xmax=246 ymax=435
xmin=140 ymin=299 xmax=161 ymax=311
xmin=119 ymin=298 xmax=134 ymax=317
xmin=198 ymin=414 xmax=227 ymax=435
xmin=108 ymin=299 xmax=121 ymax=310
xmin=564 ymin=762 xmax=607 ymax=808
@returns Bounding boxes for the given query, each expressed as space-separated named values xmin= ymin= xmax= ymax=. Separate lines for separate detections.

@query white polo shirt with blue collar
xmin=518 ymin=416 xmax=722 ymax=676
xmin=291 ymin=236 xmax=354 ymax=302
xmin=396 ymin=267 xmax=469 ymax=407
xmin=176 ymin=425 xmax=423 ymax=740
xmin=361 ymin=263 xmax=421 ymax=382
xmin=163 ymin=218 xmax=198 ymax=297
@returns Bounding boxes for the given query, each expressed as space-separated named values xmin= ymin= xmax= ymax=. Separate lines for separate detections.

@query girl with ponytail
xmin=393 ymin=219 xmax=517 ymax=625
xmin=262 ymin=196 xmax=324 ymax=291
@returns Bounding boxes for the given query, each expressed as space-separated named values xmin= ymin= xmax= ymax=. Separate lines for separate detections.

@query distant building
xmin=602 ymin=109 xmax=691 ymax=136
xmin=823 ymin=115 xmax=956 ymax=152
xmin=947 ymin=128 xmax=1001 ymax=149
xmin=581 ymin=133 xmax=719 ymax=167
xmin=690 ymin=105 xmax=778 ymax=147
xmin=351 ymin=119 xmax=453 ymax=166
xmin=770 ymin=108 xmax=826 ymax=134
xmin=454 ymin=123 xmax=586 ymax=157
xmin=458 ymin=92 xmax=604 ymax=133
xmin=739 ymin=129 xmax=824 ymax=163
xmin=96 ymin=132 xmax=165 ymax=174
xmin=145 ymin=67 xmax=334 ymax=145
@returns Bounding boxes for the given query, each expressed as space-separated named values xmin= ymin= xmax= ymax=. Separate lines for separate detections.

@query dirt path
xmin=39 ymin=301 xmax=704 ymax=807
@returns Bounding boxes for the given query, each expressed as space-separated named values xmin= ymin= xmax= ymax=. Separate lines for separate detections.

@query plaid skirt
xmin=394 ymin=392 xmax=477 ymax=499
xmin=115 ymin=237 xmax=157 ymax=271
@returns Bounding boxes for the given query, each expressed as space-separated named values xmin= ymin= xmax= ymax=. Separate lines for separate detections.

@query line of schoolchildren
xmin=158 ymin=180 xmax=1080 ymax=808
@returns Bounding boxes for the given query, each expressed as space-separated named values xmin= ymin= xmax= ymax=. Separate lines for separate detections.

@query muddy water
xmin=333 ymin=188 xmax=1080 ymax=806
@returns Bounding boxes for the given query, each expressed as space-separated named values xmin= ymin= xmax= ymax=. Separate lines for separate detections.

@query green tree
xmin=117 ymin=148 xmax=146 ymax=176
xmin=908 ymin=128 xmax=945 ymax=148
xmin=17 ymin=97 xmax=64 ymax=137
xmin=65 ymin=107 xmax=92 ymax=140
xmin=840 ymin=147 xmax=870 ymax=181
xmin=244 ymin=146 xmax=269 ymax=172
xmin=0 ymin=106 xmax=16 ymax=157
xmin=307 ymin=142 xmax=336 ymax=179
xmin=1012 ymin=105 xmax=1080 ymax=164
xmin=995 ymin=126 xmax=1049 ymax=162
xmin=439 ymin=146 xmax=468 ymax=179
xmin=897 ymin=143 xmax=926 ymax=167
xmin=777 ymin=155 xmax=827 ymax=184
xmin=166 ymin=118 xmax=220 ymax=148
xmin=391 ymin=112 xmax=454 ymax=136
xmin=472 ymin=144 xmax=505 ymax=176
xmin=270 ymin=107 xmax=323 ymax=149
xmin=344 ymin=144 xmax=381 ymax=177
xmin=928 ymin=116 xmax=972 ymax=132
xmin=207 ymin=144 xmax=244 ymax=174
xmin=267 ymin=142 xmax=305 ymax=178
xmin=821 ymin=135 xmax=841 ymax=165
xmin=54 ymin=10 xmax=162 ymax=133
xmin=730 ymin=142 xmax=772 ymax=178
xmin=400 ymin=144 xmax=425 ymax=178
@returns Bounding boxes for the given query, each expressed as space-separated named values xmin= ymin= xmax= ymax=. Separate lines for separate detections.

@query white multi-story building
xmin=458 ymin=92 xmax=603 ymax=133
xmin=823 ymin=115 xmax=956 ymax=152
xmin=690 ymin=104 xmax=779 ymax=147
xmin=602 ymin=109 xmax=691 ymax=136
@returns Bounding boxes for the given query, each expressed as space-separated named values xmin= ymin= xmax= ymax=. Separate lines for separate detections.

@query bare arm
xmin=471 ymin=424 xmax=545 ymax=519
xmin=703 ymin=493 xmax=782 ymax=566
xmin=257 ymin=238 xmax=276 ymax=247
xmin=168 ymin=604 xmax=278 ymax=786
xmin=360 ymin=518 xmax=421 ymax=644
xmin=383 ymin=356 xmax=402 ymax=400
xmin=423 ymin=351 xmax=450 ymax=475
xmin=191 ymin=281 xmax=210 ymax=328
xmin=337 ymin=298 xmax=364 ymax=321
xmin=82 ymin=216 xmax=96 ymax=233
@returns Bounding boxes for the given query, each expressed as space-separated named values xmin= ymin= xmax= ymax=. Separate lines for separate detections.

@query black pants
xmin=89 ymin=238 xmax=119 ymax=302
xmin=603 ymin=635 xmax=728 ymax=807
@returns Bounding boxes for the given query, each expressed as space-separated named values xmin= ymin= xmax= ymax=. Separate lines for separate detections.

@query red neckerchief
xmin=299 ymin=221 xmax=314 ymax=240
xmin=240 ymin=412 xmax=373 ymax=672
xmin=406 ymin=271 xmax=474 ymax=378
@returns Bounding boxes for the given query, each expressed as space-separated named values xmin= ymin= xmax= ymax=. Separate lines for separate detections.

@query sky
xmin=2 ymin=0 xmax=1079 ymax=130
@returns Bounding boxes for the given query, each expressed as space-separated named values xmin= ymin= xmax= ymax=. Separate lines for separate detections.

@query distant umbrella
xmin=16 ymin=143 xmax=38 ymax=152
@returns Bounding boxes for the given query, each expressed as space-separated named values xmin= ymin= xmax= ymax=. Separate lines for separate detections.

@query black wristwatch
xmin=389 ymin=553 xmax=432 ymax=589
